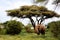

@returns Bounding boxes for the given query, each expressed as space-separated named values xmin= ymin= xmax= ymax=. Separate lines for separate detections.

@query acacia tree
xmin=6 ymin=5 xmax=60 ymax=29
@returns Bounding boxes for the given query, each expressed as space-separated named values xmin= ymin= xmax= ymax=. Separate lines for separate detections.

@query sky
xmin=0 ymin=0 xmax=60 ymax=25
xmin=0 ymin=0 xmax=33 ymax=25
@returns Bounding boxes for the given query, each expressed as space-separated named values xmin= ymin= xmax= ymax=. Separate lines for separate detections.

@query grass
xmin=0 ymin=32 xmax=58 ymax=40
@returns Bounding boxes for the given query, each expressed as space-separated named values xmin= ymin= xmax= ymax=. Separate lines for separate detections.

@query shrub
xmin=0 ymin=24 xmax=6 ymax=35
xmin=25 ymin=24 xmax=34 ymax=33
xmin=5 ymin=20 xmax=23 ymax=35
xmin=0 ymin=28 xmax=6 ymax=35
xmin=25 ymin=26 xmax=31 ymax=33
xmin=47 ymin=21 xmax=60 ymax=39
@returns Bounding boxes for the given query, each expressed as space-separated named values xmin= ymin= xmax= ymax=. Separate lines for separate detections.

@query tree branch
xmin=36 ymin=16 xmax=40 ymax=24
xmin=39 ymin=15 xmax=46 ymax=24
xmin=35 ymin=15 xmax=45 ymax=24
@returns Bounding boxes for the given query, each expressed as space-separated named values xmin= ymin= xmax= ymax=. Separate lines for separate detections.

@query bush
xmin=47 ymin=21 xmax=60 ymax=39
xmin=0 ymin=28 xmax=6 ymax=35
xmin=0 ymin=24 xmax=6 ymax=35
xmin=25 ymin=26 xmax=31 ymax=33
xmin=5 ymin=20 xmax=23 ymax=35
xmin=25 ymin=24 xmax=34 ymax=33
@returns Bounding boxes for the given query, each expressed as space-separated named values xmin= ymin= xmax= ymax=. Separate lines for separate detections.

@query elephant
xmin=34 ymin=24 xmax=46 ymax=35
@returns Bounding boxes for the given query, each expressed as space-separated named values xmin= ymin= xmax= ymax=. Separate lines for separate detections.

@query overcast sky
xmin=0 ymin=0 xmax=60 ymax=25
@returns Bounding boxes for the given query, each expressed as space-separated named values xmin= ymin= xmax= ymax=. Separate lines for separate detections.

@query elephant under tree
xmin=6 ymin=5 xmax=60 ymax=35
xmin=35 ymin=24 xmax=46 ymax=35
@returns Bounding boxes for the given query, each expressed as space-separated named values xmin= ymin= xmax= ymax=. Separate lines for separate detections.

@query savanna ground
xmin=0 ymin=30 xmax=58 ymax=40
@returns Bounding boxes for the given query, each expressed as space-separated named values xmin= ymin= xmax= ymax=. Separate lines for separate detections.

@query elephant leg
xmin=34 ymin=26 xmax=39 ymax=33
xmin=41 ymin=29 xmax=45 ymax=35
xmin=37 ymin=28 xmax=40 ymax=35
xmin=34 ymin=28 xmax=40 ymax=35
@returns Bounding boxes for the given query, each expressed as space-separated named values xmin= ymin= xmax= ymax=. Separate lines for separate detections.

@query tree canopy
xmin=6 ymin=5 xmax=59 ymax=18
xmin=33 ymin=0 xmax=46 ymax=3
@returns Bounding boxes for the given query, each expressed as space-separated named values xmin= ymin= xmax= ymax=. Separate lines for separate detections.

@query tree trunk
xmin=29 ymin=17 xmax=35 ymax=29
xmin=36 ymin=16 xmax=40 ymax=24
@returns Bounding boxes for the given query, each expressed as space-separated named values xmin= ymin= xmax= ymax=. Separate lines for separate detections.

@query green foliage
xmin=4 ymin=20 xmax=23 ymax=35
xmin=0 ymin=23 xmax=6 ymax=35
xmin=36 ymin=0 xmax=46 ymax=2
xmin=6 ymin=5 xmax=60 ymax=18
xmin=0 ymin=28 xmax=6 ymax=35
xmin=25 ymin=26 xmax=31 ymax=33
xmin=25 ymin=23 xmax=34 ymax=33
xmin=47 ymin=21 xmax=60 ymax=39
xmin=33 ymin=0 xmax=46 ymax=3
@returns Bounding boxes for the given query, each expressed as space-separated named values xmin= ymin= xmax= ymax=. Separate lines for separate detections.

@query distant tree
xmin=6 ymin=5 xmax=60 ymax=30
